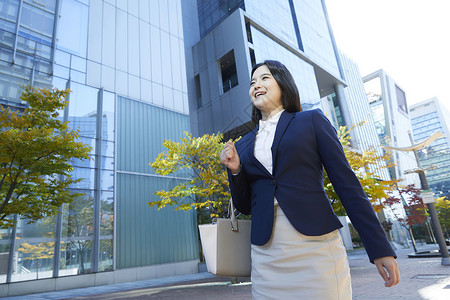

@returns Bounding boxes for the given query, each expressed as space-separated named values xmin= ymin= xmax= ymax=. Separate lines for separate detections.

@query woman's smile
xmin=250 ymin=65 xmax=283 ymax=118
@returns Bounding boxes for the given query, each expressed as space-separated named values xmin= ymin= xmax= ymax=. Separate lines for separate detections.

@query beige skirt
xmin=251 ymin=206 xmax=352 ymax=300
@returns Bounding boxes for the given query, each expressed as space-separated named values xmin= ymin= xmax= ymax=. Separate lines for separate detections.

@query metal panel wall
xmin=117 ymin=96 xmax=190 ymax=174
xmin=116 ymin=97 xmax=198 ymax=268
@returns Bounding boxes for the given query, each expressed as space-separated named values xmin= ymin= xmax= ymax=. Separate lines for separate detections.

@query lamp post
xmin=384 ymin=131 xmax=450 ymax=265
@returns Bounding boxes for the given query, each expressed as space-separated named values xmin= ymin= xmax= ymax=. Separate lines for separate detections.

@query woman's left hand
xmin=373 ymin=256 xmax=400 ymax=287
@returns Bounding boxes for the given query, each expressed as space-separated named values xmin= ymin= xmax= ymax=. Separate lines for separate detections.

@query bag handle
xmin=229 ymin=198 xmax=239 ymax=232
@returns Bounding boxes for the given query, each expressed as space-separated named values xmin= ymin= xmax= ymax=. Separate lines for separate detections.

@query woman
xmin=220 ymin=60 xmax=399 ymax=299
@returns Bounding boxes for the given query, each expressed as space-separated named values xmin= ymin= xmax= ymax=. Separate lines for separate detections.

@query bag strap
xmin=229 ymin=198 xmax=239 ymax=232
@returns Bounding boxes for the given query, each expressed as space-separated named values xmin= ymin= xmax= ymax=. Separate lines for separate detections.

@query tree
xmin=38 ymin=194 xmax=113 ymax=274
xmin=149 ymin=132 xmax=238 ymax=221
xmin=66 ymin=194 xmax=94 ymax=274
xmin=0 ymin=85 xmax=91 ymax=229
xmin=383 ymin=184 xmax=428 ymax=226
xmin=435 ymin=196 xmax=450 ymax=238
xmin=150 ymin=126 xmax=399 ymax=221
xmin=17 ymin=241 xmax=65 ymax=279
xmin=383 ymin=184 xmax=428 ymax=251
xmin=324 ymin=124 xmax=399 ymax=215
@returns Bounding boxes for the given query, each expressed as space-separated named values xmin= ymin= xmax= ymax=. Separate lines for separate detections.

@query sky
xmin=325 ymin=0 xmax=450 ymax=113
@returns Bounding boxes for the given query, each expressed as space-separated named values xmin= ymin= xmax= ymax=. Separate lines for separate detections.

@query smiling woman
xmin=249 ymin=65 xmax=283 ymax=120
xmin=250 ymin=60 xmax=302 ymax=127
xmin=220 ymin=60 xmax=400 ymax=299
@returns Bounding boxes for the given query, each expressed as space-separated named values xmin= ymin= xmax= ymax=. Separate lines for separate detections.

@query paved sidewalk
xmin=348 ymin=245 xmax=450 ymax=300
xmin=4 ymin=244 xmax=450 ymax=299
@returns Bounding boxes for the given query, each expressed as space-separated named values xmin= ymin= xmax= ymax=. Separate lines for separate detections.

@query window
xmin=19 ymin=2 xmax=55 ymax=46
xmin=395 ymin=85 xmax=407 ymax=113
xmin=219 ymin=50 xmax=238 ymax=94
xmin=249 ymin=48 xmax=256 ymax=67
xmin=56 ymin=0 xmax=88 ymax=57
xmin=246 ymin=22 xmax=253 ymax=43
xmin=195 ymin=75 xmax=202 ymax=108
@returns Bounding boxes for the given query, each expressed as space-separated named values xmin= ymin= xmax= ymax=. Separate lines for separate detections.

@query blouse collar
xmin=259 ymin=109 xmax=285 ymax=131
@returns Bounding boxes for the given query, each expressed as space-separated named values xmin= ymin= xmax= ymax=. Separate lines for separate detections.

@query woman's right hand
xmin=220 ymin=140 xmax=241 ymax=174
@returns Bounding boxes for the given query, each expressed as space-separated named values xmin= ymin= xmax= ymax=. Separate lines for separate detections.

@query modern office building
xmin=362 ymin=70 xmax=421 ymax=246
xmin=325 ymin=51 xmax=390 ymax=180
xmin=185 ymin=0 xmax=346 ymax=138
xmin=410 ymin=97 xmax=450 ymax=198
xmin=325 ymin=53 xmax=417 ymax=245
xmin=362 ymin=70 xmax=420 ymax=187
xmin=183 ymin=0 xmax=382 ymax=251
xmin=0 ymin=0 xmax=198 ymax=296
xmin=0 ymin=0 xmax=407 ymax=296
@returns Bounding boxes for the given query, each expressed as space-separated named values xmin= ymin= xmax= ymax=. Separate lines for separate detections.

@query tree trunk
xmin=78 ymin=243 xmax=85 ymax=274
xmin=408 ymin=227 xmax=417 ymax=252
xmin=36 ymin=259 xmax=39 ymax=280
xmin=427 ymin=220 xmax=437 ymax=244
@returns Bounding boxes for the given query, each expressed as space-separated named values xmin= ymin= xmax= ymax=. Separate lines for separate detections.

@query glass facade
xmin=411 ymin=107 xmax=450 ymax=198
xmin=395 ymin=85 xmax=407 ymax=114
xmin=327 ymin=93 xmax=343 ymax=127
xmin=331 ymin=51 xmax=390 ymax=183
xmin=1 ymin=0 xmax=196 ymax=287
xmin=0 ymin=0 xmax=55 ymax=105
xmin=197 ymin=0 xmax=245 ymax=37
xmin=219 ymin=50 xmax=238 ymax=93
xmin=291 ymin=0 xmax=339 ymax=75
xmin=12 ymin=216 xmax=57 ymax=282
xmin=363 ymin=71 xmax=420 ymax=187
xmin=364 ymin=77 xmax=387 ymax=145
xmin=251 ymin=25 xmax=321 ymax=110
xmin=245 ymin=0 xmax=339 ymax=75
xmin=245 ymin=0 xmax=297 ymax=48
xmin=363 ymin=75 xmax=397 ymax=182
xmin=191 ymin=0 xmax=342 ymax=139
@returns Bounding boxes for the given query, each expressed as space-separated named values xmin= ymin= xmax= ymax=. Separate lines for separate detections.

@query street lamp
xmin=383 ymin=131 xmax=450 ymax=266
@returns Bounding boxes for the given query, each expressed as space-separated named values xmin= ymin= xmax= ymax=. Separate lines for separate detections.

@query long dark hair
xmin=251 ymin=60 xmax=302 ymax=126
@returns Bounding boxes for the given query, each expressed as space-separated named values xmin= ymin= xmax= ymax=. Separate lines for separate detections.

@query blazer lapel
xmin=271 ymin=111 xmax=294 ymax=172
xmin=243 ymin=126 xmax=272 ymax=176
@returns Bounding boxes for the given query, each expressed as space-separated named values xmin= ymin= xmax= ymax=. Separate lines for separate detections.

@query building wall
xmin=363 ymin=70 xmax=420 ymax=187
xmin=338 ymin=52 xmax=390 ymax=180
xmin=0 ymin=0 xmax=198 ymax=289
xmin=84 ymin=0 xmax=188 ymax=113
xmin=188 ymin=0 xmax=354 ymax=249
xmin=244 ymin=0 xmax=297 ymax=49
xmin=335 ymin=54 xmax=412 ymax=244
xmin=192 ymin=9 xmax=252 ymax=134
xmin=291 ymin=0 xmax=340 ymax=76
xmin=190 ymin=0 xmax=344 ymax=136
xmin=196 ymin=0 xmax=245 ymax=38
xmin=250 ymin=25 xmax=321 ymax=110
xmin=181 ymin=0 xmax=201 ymax=136
xmin=116 ymin=98 xmax=197 ymax=269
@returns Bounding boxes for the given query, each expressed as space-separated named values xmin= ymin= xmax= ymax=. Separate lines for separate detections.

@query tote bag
xmin=198 ymin=200 xmax=251 ymax=277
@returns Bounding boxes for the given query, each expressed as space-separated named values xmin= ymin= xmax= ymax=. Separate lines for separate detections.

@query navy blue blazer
xmin=227 ymin=109 xmax=396 ymax=263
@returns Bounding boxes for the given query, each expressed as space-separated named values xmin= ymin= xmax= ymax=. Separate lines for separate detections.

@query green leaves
xmin=434 ymin=196 xmax=449 ymax=232
xmin=324 ymin=124 xmax=400 ymax=216
xmin=149 ymin=132 xmax=238 ymax=221
xmin=0 ymin=85 xmax=92 ymax=229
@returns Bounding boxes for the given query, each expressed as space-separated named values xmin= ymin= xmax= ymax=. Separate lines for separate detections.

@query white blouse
xmin=254 ymin=109 xmax=284 ymax=205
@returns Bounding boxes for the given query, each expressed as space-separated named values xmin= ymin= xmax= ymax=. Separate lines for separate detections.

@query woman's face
xmin=249 ymin=65 xmax=283 ymax=113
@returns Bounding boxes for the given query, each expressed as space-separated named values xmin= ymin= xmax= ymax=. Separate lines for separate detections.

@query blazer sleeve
xmin=227 ymin=166 xmax=252 ymax=215
xmin=312 ymin=109 xmax=396 ymax=263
